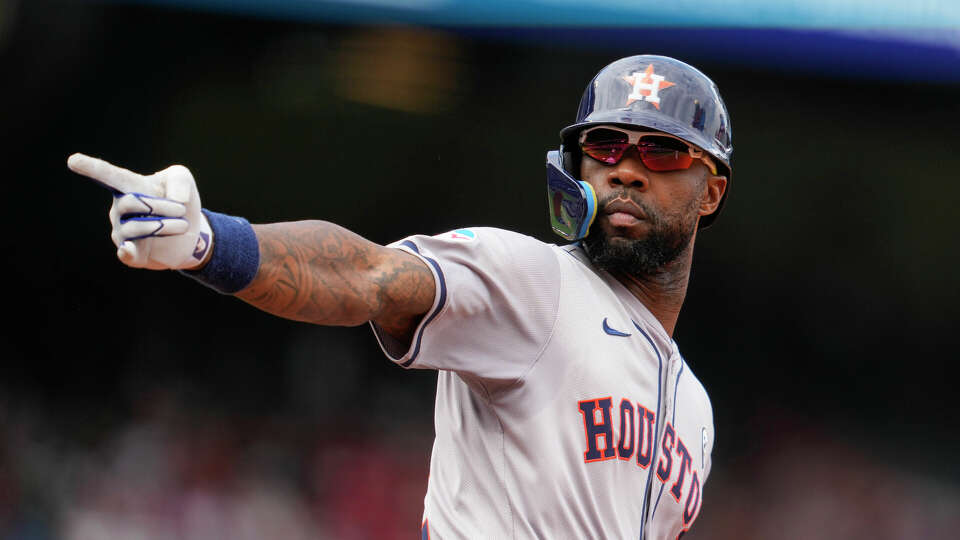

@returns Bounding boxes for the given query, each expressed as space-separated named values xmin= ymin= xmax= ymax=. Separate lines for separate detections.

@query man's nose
xmin=606 ymin=146 xmax=649 ymax=190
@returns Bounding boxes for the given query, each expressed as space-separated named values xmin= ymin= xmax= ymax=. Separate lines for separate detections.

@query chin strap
xmin=546 ymin=150 xmax=597 ymax=241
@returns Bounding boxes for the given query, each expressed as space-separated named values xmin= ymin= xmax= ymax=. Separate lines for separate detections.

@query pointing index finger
xmin=67 ymin=153 xmax=162 ymax=196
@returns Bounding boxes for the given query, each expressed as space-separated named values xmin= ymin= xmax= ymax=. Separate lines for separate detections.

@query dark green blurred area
xmin=2 ymin=0 xmax=959 ymax=537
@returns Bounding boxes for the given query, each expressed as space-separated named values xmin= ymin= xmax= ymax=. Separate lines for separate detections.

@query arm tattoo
xmin=236 ymin=221 xmax=434 ymax=338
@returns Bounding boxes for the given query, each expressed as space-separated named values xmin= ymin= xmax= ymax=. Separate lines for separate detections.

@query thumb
xmin=117 ymin=241 xmax=144 ymax=268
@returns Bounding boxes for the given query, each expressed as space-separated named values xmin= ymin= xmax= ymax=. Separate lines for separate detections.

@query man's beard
xmin=582 ymin=195 xmax=698 ymax=277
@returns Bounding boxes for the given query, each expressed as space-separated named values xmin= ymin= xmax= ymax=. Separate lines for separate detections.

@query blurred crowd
xmin=0 ymin=389 xmax=430 ymax=540
xmin=691 ymin=421 xmax=960 ymax=539
xmin=3 ymin=390 xmax=958 ymax=540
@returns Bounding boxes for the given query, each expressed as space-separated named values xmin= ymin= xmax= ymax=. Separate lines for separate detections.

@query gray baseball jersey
xmin=370 ymin=227 xmax=714 ymax=540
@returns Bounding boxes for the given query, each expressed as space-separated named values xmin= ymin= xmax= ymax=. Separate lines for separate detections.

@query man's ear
xmin=698 ymin=174 xmax=728 ymax=217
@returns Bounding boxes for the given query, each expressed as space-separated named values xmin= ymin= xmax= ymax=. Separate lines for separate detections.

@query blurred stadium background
xmin=1 ymin=0 xmax=959 ymax=538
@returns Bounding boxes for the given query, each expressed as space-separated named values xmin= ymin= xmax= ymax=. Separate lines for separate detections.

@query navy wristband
xmin=180 ymin=209 xmax=260 ymax=294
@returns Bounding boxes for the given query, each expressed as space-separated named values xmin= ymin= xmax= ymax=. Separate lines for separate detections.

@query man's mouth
xmin=603 ymin=199 xmax=648 ymax=227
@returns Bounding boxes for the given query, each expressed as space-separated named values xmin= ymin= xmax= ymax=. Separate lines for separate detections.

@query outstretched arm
xmin=68 ymin=153 xmax=435 ymax=345
xmin=236 ymin=221 xmax=435 ymax=343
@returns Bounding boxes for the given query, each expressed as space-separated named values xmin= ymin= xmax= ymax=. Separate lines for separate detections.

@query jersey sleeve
xmin=369 ymin=227 xmax=561 ymax=387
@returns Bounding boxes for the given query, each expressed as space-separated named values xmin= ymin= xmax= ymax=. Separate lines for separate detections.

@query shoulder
xmin=676 ymin=353 xmax=716 ymax=477
xmin=675 ymin=353 xmax=715 ymax=443
xmin=675 ymin=347 xmax=711 ymax=400
xmin=682 ymin=359 xmax=712 ymax=410
xmin=392 ymin=227 xmax=560 ymax=269
xmin=428 ymin=226 xmax=551 ymax=250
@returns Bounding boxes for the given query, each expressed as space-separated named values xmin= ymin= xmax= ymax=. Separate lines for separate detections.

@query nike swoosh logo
xmin=602 ymin=318 xmax=632 ymax=337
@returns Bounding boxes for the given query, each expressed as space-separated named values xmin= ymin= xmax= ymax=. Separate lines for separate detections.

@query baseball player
xmin=69 ymin=54 xmax=731 ymax=539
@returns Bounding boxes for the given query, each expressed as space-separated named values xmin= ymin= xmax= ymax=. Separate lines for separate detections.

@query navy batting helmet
xmin=546 ymin=55 xmax=733 ymax=240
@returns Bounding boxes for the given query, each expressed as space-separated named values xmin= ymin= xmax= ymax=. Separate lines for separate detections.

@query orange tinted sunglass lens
xmin=640 ymin=149 xmax=694 ymax=171
xmin=581 ymin=143 xmax=628 ymax=164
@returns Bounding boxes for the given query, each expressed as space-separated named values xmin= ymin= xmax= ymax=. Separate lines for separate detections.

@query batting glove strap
xmin=180 ymin=209 xmax=260 ymax=294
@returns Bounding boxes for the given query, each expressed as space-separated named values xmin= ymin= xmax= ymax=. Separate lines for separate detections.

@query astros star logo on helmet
xmin=622 ymin=64 xmax=675 ymax=109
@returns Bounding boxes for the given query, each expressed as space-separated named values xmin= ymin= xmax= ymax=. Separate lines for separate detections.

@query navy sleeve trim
xmin=399 ymin=240 xmax=447 ymax=368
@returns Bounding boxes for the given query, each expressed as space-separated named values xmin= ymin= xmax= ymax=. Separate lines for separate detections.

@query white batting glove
xmin=67 ymin=153 xmax=213 ymax=270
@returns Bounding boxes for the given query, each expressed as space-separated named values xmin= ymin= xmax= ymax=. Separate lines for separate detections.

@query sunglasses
xmin=579 ymin=126 xmax=717 ymax=175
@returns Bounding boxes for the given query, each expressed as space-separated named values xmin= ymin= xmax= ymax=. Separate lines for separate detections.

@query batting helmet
xmin=546 ymin=55 xmax=733 ymax=240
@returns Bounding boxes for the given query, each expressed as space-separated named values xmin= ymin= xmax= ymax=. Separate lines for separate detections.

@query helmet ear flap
xmin=546 ymin=150 xmax=597 ymax=241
